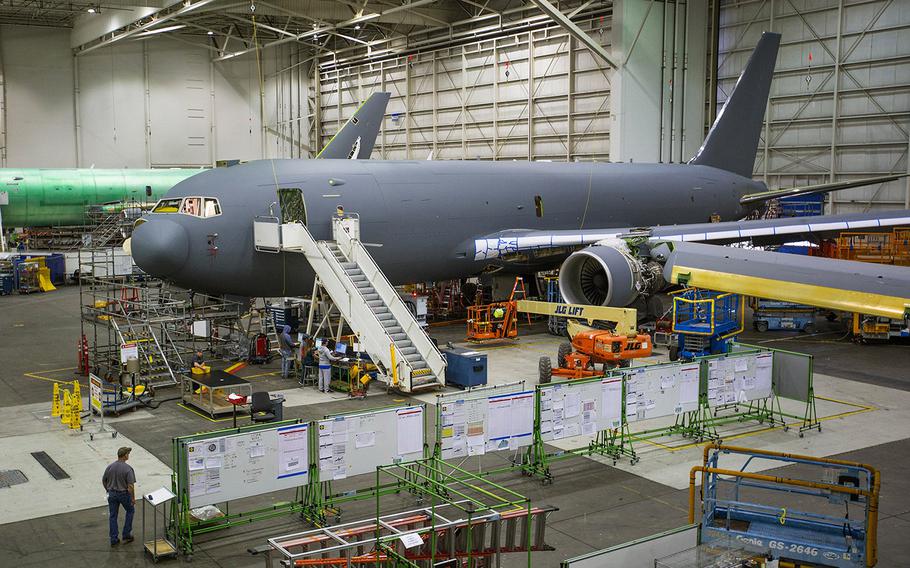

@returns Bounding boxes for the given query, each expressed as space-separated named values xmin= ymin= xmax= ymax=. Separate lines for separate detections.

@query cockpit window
xmin=151 ymin=197 xmax=221 ymax=218
xmin=181 ymin=197 xmax=201 ymax=216
xmin=204 ymin=198 xmax=221 ymax=218
xmin=152 ymin=198 xmax=182 ymax=213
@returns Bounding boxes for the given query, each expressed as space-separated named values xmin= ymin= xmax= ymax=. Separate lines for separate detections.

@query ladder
xmin=264 ymin=502 xmax=557 ymax=567
xmin=110 ymin=318 xmax=178 ymax=387
xmin=253 ymin=214 xmax=446 ymax=392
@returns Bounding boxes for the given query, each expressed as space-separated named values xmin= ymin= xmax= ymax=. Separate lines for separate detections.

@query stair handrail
xmin=332 ymin=216 xmax=446 ymax=378
xmin=280 ymin=221 xmax=404 ymax=377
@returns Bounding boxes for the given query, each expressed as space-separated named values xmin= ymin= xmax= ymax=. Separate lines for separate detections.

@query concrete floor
xmin=1 ymin=286 xmax=909 ymax=566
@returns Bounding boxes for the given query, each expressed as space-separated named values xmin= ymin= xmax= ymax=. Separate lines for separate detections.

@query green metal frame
xmin=303 ymin=403 xmax=430 ymax=526
xmin=523 ymin=375 xmax=637 ymax=483
xmin=170 ymin=418 xmax=311 ymax=555
xmin=432 ymin=381 xmax=533 ymax=478
xmin=375 ymin=458 xmax=534 ymax=568
xmin=739 ymin=342 xmax=820 ymax=435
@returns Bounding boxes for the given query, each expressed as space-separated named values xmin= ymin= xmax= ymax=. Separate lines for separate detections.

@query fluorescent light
xmin=354 ymin=24 xmax=360 ymax=30
xmin=207 ymin=30 xmax=214 ymax=35
xmin=134 ymin=24 xmax=187 ymax=37
xmin=87 ymin=7 xmax=96 ymax=13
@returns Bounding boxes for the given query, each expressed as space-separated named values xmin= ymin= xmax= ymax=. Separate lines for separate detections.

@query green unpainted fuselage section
xmin=0 ymin=168 xmax=203 ymax=227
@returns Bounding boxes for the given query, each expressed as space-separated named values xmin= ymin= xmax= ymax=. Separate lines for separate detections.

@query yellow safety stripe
xmin=671 ymin=265 xmax=910 ymax=320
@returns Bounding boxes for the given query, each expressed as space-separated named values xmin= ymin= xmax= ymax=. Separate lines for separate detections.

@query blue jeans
xmin=108 ymin=490 xmax=134 ymax=543
xmin=280 ymin=349 xmax=293 ymax=377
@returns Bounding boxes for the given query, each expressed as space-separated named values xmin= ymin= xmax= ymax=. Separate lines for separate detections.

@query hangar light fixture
xmin=134 ymin=24 xmax=187 ymax=37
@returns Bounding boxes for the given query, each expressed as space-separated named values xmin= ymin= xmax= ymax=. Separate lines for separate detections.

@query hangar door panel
xmin=147 ymin=44 xmax=212 ymax=167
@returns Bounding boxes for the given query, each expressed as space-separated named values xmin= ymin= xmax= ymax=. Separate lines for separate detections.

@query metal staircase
xmin=110 ymin=317 xmax=180 ymax=388
xmin=253 ymin=214 xmax=446 ymax=392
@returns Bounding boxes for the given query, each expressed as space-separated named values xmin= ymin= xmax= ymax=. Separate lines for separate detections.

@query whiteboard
xmin=438 ymin=388 xmax=534 ymax=459
xmin=317 ymin=405 xmax=425 ymax=480
xmin=624 ymin=361 xmax=701 ymax=423
xmin=706 ymin=352 xmax=773 ymax=406
xmin=540 ymin=377 xmax=622 ymax=443
xmin=183 ymin=422 xmax=310 ymax=508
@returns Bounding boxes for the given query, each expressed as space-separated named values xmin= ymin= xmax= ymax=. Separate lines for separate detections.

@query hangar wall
xmin=0 ymin=24 xmax=291 ymax=169
xmin=309 ymin=17 xmax=614 ymax=162
xmin=717 ymin=0 xmax=910 ymax=212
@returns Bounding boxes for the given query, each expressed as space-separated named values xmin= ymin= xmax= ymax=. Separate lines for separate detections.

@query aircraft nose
xmin=131 ymin=218 xmax=189 ymax=278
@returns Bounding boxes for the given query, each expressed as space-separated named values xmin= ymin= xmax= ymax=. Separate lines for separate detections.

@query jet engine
xmin=558 ymin=242 xmax=665 ymax=307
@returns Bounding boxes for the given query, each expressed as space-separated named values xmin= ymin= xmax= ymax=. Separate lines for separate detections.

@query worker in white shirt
xmin=316 ymin=339 xmax=341 ymax=393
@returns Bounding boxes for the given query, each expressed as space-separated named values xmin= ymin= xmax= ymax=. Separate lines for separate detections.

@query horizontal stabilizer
xmin=660 ymin=241 xmax=910 ymax=320
xmin=741 ymin=174 xmax=909 ymax=205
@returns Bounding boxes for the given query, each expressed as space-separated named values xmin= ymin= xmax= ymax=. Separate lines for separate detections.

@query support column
xmin=610 ymin=0 xmax=707 ymax=163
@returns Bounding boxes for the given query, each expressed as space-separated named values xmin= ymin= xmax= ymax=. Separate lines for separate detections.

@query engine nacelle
xmin=558 ymin=244 xmax=664 ymax=307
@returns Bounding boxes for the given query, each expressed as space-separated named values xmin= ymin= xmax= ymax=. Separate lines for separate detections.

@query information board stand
xmin=306 ymin=403 xmax=428 ymax=525
xmin=171 ymin=419 xmax=312 ymax=554
xmin=527 ymin=375 xmax=633 ymax=483
xmin=434 ymin=381 xmax=534 ymax=474
xmin=85 ymin=373 xmax=117 ymax=441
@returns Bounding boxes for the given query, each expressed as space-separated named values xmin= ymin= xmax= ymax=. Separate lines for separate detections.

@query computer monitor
xmin=335 ymin=342 xmax=347 ymax=355
xmin=314 ymin=339 xmax=322 ymax=348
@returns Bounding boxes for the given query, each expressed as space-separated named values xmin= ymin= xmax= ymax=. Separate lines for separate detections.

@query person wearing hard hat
xmin=492 ymin=305 xmax=506 ymax=334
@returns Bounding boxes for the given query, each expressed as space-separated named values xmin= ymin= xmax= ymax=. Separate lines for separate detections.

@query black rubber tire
xmin=756 ymin=321 xmax=769 ymax=332
xmin=669 ymin=344 xmax=679 ymax=362
xmin=557 ymin=342 xmax=572 ymax=368
xmin=539 ymin=357 xmax=552 ymax=384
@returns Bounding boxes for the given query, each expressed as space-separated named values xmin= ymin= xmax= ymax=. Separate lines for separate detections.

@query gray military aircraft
xmin=130 ymin=32 xmax=910 ymax=319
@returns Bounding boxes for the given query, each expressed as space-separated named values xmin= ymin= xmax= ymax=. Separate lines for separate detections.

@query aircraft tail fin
xmin=317 ymin=91 xmax=391 ymax=160
xmin=689 ymin=32 xmax=780 ymax=178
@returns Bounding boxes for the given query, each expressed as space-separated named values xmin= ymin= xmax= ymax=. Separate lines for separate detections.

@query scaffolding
xmin=78 ymin=248 xmax=249 ymax=388
xmin=264 ymin=458 xmax=555 ymax=568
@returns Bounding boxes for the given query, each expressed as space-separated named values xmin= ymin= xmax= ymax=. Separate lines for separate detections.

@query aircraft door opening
xmin=278 ymin=188 xmax=307 ymax=225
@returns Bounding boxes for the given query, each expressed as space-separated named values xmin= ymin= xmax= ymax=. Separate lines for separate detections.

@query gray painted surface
xmin=662 ymin=240 xmax=910 ymax=299
xmin=131 ymin=158 xmax=760 ymax=297
xmin=132 ymin=33 xmax=786 ymax=296
xmin=773 ymin=350 xmax=813 ymax=403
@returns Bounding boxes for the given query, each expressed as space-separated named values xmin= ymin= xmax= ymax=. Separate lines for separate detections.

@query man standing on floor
xmin=102 ymin=446 xmax=136 ymax=546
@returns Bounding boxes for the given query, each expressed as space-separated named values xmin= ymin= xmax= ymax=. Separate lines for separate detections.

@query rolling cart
xmin=143 ymin=487 xmax=178 ymax=562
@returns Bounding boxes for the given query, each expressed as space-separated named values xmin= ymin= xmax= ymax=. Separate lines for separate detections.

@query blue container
xmin=45 ymin=253 xmax=66 ymax=284
xmin=443 ymin=348 xmax=487 ymax=389
xmin=779 ymin=193 xmax=824 ymax=217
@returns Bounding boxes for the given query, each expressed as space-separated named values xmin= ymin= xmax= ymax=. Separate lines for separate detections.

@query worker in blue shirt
xmin=316 ymin=339 xmax=341 ymax=393
xmin=278 ymin=325 xmax=299 ymax=379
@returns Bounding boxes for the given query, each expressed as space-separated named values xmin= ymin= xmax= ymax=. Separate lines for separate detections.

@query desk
xmin=181 ymin=370 xmax=252 ymax=418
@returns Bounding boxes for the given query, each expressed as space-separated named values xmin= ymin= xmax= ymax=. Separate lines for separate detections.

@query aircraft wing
xmin=473 ymin=210 xmax=910 ymax=319
xmin=655 ymin=241 xmax=910 ymax=320
xmin=316 ymin=92 xmax=391 ymax=160
xmin=473 ymin=209 xmax=910 ymax=260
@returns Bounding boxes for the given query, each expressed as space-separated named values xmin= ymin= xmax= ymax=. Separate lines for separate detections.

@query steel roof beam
xmin=73 ymin=0 xmax=227 ymax=55
xmin=529 ymin=0 xmax=617 ymax=69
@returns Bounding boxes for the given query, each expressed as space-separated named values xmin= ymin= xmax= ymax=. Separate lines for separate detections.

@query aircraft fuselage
xmin=131 ymin=159 xmax=761 ymax=297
